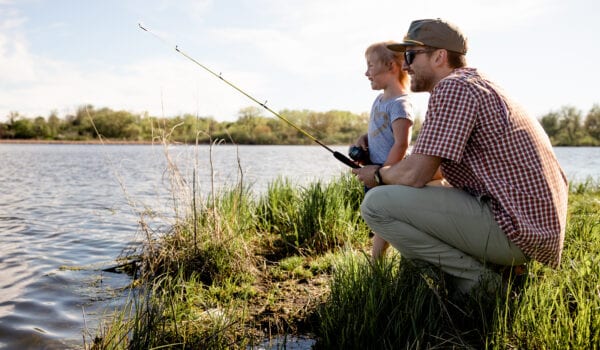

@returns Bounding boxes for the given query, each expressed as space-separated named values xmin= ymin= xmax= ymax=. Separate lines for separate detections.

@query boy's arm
xmin=383 ymin=118 xmax=412 ymax=166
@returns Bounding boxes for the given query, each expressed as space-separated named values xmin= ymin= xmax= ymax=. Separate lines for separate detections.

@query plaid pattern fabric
xmin=413 ymin=68 xmax=568 ymax=268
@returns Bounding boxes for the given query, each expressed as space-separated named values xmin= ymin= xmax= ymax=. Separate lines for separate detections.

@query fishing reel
xmin=348 ymin=145 xmax=371 ymax=164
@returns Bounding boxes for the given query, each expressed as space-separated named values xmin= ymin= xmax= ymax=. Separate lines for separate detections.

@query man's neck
xmin=428 ymin=67 xmax=457 ymax=93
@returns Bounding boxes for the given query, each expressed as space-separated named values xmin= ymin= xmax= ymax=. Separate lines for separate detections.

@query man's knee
xmin=361 ymin=185 xmax=438 ymax=223
xmin=360 ymin=185 xmax=410 ymax=223
xmin=360 ymin=186 xmax=383 ymax=222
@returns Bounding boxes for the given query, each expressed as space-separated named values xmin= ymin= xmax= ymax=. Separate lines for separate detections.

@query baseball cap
xmin=387 ymin=18 xmax=468 ymax=54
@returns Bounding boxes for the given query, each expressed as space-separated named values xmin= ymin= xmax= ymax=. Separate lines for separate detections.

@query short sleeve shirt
xmin=413 ymin=68 xmax=568 ymax=268
xmin=368 ymin=94 xmax=413 ymax=164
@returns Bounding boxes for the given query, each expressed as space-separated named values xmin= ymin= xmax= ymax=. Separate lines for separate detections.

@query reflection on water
xmin=0 ymin=144 xmax=596 ymax=349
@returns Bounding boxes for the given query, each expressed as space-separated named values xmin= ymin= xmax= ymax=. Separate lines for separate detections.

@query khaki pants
xmin=360 ymin=185 xmax=527 ymax=293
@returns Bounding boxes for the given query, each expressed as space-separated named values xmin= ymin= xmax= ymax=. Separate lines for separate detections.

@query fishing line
xmin=138 ymin=23 xmax=359 ymax=169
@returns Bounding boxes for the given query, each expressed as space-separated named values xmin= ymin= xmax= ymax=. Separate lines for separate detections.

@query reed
xmin=315 ymin=251 xmax=494 ymax=349
xmin=489 ymin=182 xmax=600 ymax=349
xmin=316 ymin=181 xmax=600 ymax=349
xmin=88 ymin=138 xmax=372 ymax=348
xmin=88 ymin=139 xmax=599 ymax=349
xmin=256 ymin=172 xmax=368 ymax=255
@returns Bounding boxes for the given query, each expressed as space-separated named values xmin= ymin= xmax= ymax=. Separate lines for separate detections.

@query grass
xmin=488 ymin=181 xmax=600 ymax=349
xmin=86 ymin=143 xmax=600 ymax=349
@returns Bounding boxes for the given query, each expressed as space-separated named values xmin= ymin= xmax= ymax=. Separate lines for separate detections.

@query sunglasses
xmin=404 ymin=49 xmax=434 ymax=66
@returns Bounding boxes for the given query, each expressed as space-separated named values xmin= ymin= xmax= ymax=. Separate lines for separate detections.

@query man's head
xmin=388 ymin=18 xmax=468 ymax=55
xmin=389 ymin=19 xmax=468 ymax=92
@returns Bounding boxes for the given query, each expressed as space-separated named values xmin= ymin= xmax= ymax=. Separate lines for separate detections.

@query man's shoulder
xmin=440 ymin=67 xmax=479 ymax=85
xmin=434 ymin=67 xmax=496 ymax=99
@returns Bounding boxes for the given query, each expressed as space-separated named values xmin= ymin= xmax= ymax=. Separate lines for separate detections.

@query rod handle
xmin=333 ymin=151 xmax=361 ymax=169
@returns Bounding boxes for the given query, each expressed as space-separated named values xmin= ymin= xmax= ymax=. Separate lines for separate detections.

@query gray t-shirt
xmin=368 ymin=93 xmax=413 ymax=164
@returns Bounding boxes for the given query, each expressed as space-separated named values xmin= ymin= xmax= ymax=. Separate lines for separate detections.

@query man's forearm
xmin=380 ymin=153 xmax=441 ymax=188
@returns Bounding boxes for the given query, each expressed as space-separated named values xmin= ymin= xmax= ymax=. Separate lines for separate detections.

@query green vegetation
xmin=3 ymin=103 xmax=600 ymax=146
xmin=86 ymin=145 xmax=600 ymax=350
xmin=319 ymin=180 xmax=600 ymax=349
xmin=540 ymin=104 xmax=600 ymax=146
xmin=87 ymin=160 xmax=370 ymax=349
xmin=0 ymin=105 xmax=370 ymax=145
xmin=488 ymin=181 xmax=600 ymax=349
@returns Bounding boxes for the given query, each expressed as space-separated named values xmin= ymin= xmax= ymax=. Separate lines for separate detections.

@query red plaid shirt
xmin=413 ymin=68 xmax=568 ymax=268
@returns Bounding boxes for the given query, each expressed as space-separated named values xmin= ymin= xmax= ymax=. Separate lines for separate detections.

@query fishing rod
xmin=138 ymin=23 xmax=359 ymax=169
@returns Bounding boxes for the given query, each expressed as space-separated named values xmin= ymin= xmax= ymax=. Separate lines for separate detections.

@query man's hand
xmin=352 ymin=154 xmax=443 ymax=188
xmin=352 ymin=164 xmax=381 ymax=188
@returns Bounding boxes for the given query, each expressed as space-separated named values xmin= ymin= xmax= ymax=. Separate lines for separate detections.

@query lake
xmin=0 ymin=144 xmax=597 ymax=349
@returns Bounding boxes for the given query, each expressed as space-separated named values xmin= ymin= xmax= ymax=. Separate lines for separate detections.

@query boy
xmin=352 ymin=41 xmax=413 ymax=259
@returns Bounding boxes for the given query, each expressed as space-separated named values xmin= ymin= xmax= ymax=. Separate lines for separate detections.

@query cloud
xmin=0 ymin=1 xmax=253 ymax=120
xmin=200 ymin=0 xmax=555 ymax=82
xmin=0 ymin=39 xmax=264 ymax=120
xmin=0 ymin=34 xmax=36 ymax=83
xmin=0 ymin=7 xmax=36 ymax=85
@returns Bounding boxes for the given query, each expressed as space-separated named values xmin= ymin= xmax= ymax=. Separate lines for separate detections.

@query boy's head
xmin=365 ymin=41 xmax=409 ymax=88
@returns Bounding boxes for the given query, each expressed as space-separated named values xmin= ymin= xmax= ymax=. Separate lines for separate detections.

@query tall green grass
xmin=89 ymin=149 xmax=599 ymax=350
xmin=316 ymin=181 xmax=600 ymax=350
xmin=256 ymin=174 xmax=367 ymax=254
xmin=316 ymin=252 xmax=495 ymax=349
xmin=488 ymin=183 xmax=600 ymax=349
xmin=89 ymin=163 xmax=370 ymax=349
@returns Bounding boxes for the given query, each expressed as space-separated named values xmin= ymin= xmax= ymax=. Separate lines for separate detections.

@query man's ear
xmin=433 ymin=49 xmax=447 ymax=67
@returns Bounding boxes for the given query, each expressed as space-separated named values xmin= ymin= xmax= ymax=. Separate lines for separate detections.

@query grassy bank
xmin=87 ymin=165 xmax=599 ymax=349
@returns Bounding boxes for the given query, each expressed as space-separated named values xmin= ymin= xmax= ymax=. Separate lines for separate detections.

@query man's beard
xmin=410 ymin=70 xmax=436 ymax=93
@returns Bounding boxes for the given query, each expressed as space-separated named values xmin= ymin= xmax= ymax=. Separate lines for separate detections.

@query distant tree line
xmin=0 ymin=104 xmax=598 ymax=146
xmin=0 ymin=105 xmax=370 ymax=145
xmin=539 ymin=105 xmax=600 ymax=146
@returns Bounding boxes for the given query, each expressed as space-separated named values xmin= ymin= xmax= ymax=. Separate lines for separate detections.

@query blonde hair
xmin=365 ymin=41 xmax=410 ymax=89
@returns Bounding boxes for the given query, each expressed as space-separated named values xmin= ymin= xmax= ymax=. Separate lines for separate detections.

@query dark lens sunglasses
xmin=404 ymin=49 xmax=433 ymax=66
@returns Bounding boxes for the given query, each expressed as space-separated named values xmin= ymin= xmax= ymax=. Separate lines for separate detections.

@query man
xmin=352 ymin=18 xmax=568 ymax=296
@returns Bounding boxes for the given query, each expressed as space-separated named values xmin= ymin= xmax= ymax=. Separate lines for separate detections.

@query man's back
xmin=414 ymin=67 xmax=568 ymax=267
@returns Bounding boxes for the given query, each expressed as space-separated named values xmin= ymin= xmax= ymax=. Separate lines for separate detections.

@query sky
xmin=1 ymin=0 xmax=599 ymax=122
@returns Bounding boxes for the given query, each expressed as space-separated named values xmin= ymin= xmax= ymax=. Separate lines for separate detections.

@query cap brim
xmin=386 ymin=43 xmax=408 ymax=52
xmin=387 ymin=38 xmax=426 ymax=52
